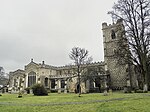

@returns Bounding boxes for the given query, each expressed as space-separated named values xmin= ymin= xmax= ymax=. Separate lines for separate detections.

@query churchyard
xmin=0 ymin=92 xmax=150 ymax=112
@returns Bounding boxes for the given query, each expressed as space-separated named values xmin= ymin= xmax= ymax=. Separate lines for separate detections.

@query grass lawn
xmin=0 ymin=92 xmax=150 ymax=112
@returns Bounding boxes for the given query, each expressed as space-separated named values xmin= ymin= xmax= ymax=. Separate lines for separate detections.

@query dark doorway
xmin=61 ymin=80 xmax=65 ymax=88
xmin=75 ymin=84 xmax=81 ymax=93
xmin=51 ymin=79 xmax=55 ymax=89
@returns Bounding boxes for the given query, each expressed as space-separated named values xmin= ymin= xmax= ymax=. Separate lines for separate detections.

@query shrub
xmin=123 ymin=86 xmax=132 ymax=93
xmin=135 ymin=89 xmax=148 ymax=93
xmin=25 ymin=87 xmax=30 ymax=94
xmin=18 ymin=92 xmax=22 ymax=98
xmin=32 ymin=84 xmax=48 ymax=96
xmin=50 ymin=90 xmax=57 ymax=93
xmin=0 ymin=94 xmax=2 ymax=96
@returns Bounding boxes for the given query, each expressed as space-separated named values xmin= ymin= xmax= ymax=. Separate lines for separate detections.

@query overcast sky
xmin=0 ymin=0 xmax=117 ymax=73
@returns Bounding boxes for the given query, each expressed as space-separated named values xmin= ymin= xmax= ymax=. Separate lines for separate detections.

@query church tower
xmin=102 ymin=19 xmax=129 ymax=89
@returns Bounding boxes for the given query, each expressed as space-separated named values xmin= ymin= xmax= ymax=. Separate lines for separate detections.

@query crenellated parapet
xmin=102 ymin=19 xmax=124 ymax=30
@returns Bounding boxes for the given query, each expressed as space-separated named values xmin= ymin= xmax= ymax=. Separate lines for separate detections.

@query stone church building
xmin=9 ymin=60 xmax=106 ymax=93
xmin=8 ymin=20 xmax=137 ymax=93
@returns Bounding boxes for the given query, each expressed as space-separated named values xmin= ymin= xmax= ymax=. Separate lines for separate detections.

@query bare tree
xmin=0 ymin=67 xmax=9 ymax=79
xmin=0 ymin=67 xmax=5 ymax=79
xmin=0 ymin=67 xmax=9 ymax=91
xmin=81 ymin=66 xmax=106 ymax=93
xmin=69 ymin=47 xmax=92 ymax=97
xmin=108 ymin=0 xmax=150 ymax=91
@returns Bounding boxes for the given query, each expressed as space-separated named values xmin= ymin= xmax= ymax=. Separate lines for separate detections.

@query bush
xmin=50 ymin=90 xmax=57 ymax=93
xmin=25 ymin=87 xmax=30 ymax=94
xmin=32 ymin=84 xmax=48 ymax=96
xmin=135 ymin=89 xmax=148 ymax=93
xmin=18 ymin=92 xmax=22 ymax=98
xmin=123 ymin=86 xmax=132 ymax=93
xmin=0 ymin=94 xmax=2 ymax=96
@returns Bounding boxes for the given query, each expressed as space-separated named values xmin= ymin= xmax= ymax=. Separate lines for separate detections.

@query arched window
xmin=111 ymin=30 xmax=116 ymax=39
xmin=19 ymin=78 xmax=22 ymax=87
xmin=14 ymin=79 xmax=16 ymax=86
xmin=28 ymin=71 xmax=36 ymax=87
xmin=113 ymin=49 xmax=117 ymax=55
xmin=45 ymin=77 xmax=48 ymax=87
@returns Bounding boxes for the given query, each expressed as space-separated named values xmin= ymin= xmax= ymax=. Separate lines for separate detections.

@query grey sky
xmin=0 ymin=0 xmax=117 ymax=73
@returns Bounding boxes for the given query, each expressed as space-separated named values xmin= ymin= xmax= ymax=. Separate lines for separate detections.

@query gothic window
xmin=126 ymin=68 xmax=129 ymax=72
xmin=68 ymin=70 xmax=70 ymax=74
xmin=61 ymin=80 xmax=65 ymax=88
xmin=45 ymin=77 xmax=48 ymax=87
xmin=111 ymin=30 xmax=116 ymax=39
xmin=28 ymin=71 xmax=36 ymax=87
xmin=60 ymin=71 xmax=62 ymax=75
xmin=51 ymin=79 xmax=55 ymax=89
xmin=19 ymin=78 xmax=22 ymax=87
xmin=113 ymin=49 xmax=117 ymax=55
xmin=14 ymin=79 xmax=16 ymax=86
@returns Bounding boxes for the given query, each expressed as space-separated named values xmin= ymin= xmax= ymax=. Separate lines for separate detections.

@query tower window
xmin=111 ymin=30 xmax=116 ymax=39
xmin=113 ymin=49 xmax=117 ymax=55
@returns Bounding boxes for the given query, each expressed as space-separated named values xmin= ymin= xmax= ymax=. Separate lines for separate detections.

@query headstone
xmin=127 ymin=80 xmax=131 ymax=87
xmin=108 ymin=89 xmax=112 ymax=94
xmin=64 ymin=90 xmax=67 ymax=93
xmin=103 ymin=90 xmax=108 ymax=96
xmin=103 ymin=80 xmax=108 ymax=96
xmin=24 ymin=90 xmax=27 ymax=95
xmin=30 ymin=89 xmax=33 ymax=94
xmin=123 ymin=86 xmax=128 ymax=93
xmin=136 ymin=80 xmax=139 ymax=89
xmin=0 ymin=90 xmax=2 ymax=94
xmin=58 ymin=89 xmax=61 ymax=94
xmin=143 ymin=84 xmax=148 ymax=92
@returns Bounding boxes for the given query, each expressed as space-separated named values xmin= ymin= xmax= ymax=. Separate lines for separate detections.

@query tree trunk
xmin=77 ymin=65 xmax=81 ymax=97
xmin=143 ymin=72 xmax=149 ymax=92
xmin=143 ymin=57 xmax=149 ymax=92
xmin=98 ymin=86 xmax=101 ymax=93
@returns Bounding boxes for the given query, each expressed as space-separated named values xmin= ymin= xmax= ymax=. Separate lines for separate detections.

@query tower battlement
xmin=102 ymin=19 xmax=123 ymax=30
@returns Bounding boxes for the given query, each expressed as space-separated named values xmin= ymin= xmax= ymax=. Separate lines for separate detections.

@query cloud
xmin=0 ymin=0 xmax=117 ymax=72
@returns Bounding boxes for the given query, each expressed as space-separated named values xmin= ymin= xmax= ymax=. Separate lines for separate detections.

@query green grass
xmin=0 ymin=92 xmax=150 ymax=112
